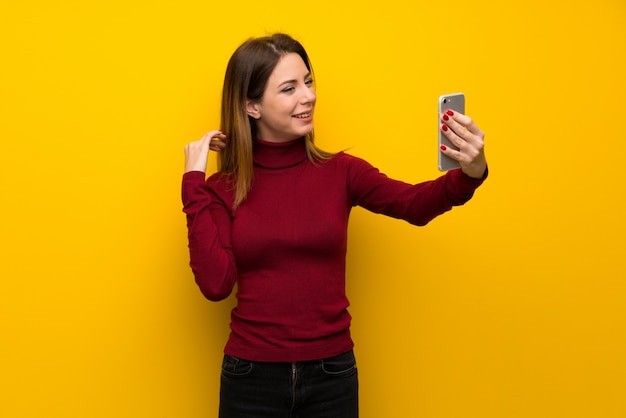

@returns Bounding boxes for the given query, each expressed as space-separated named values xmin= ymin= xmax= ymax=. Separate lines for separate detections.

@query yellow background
xmin=2 ymin=1 xmax=625 ymax=417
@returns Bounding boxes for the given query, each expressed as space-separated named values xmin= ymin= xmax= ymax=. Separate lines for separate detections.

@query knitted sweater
xmin=182 ymin=137 xmax=486 ymax=362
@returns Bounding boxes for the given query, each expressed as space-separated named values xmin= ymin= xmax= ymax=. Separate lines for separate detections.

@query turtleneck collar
xmin=253 ymin=137 xmax=307 ymax=169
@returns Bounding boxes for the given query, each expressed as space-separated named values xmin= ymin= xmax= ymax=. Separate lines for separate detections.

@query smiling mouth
xmin=293 ymin=112 xmax=312 ymax=119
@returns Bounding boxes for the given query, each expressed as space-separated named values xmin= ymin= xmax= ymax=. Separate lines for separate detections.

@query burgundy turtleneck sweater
xmin=182 ymin=137 xmax=486 ymax=362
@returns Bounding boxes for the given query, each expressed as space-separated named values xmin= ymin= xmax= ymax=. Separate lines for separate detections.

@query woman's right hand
xmin=184 ymin=130 xmax=227 ymax=173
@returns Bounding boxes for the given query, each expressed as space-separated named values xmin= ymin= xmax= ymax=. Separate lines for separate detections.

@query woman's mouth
xmin=292 ymin=112 xmax=312 ymax=119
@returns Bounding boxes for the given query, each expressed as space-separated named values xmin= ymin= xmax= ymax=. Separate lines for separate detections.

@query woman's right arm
xmin=182 ymin=131 xmax=237 ymax=301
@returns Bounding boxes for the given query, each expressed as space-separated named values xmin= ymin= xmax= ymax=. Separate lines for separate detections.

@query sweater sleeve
xmin=346 ymin=155 xmax=487 ymax=226
xmin=181 ymin=171 xmax=237 ymax=301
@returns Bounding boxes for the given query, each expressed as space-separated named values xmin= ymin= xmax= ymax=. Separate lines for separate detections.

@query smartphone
xmin=438 ymin=93 xmax=465 ymax=171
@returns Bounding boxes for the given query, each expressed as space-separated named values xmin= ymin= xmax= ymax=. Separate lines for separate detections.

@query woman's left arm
xmin=439 ymin=110 xmax=487 ymax=179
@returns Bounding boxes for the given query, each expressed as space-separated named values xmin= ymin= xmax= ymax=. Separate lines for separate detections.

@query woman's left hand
xmin=440 ymin=110 xmax=487 ymax=179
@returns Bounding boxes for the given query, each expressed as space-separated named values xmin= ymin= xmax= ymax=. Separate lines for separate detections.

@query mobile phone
xmin=438 ymin=93 xmax=465 ymax=171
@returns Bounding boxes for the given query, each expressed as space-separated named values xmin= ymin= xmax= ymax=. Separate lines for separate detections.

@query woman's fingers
xmin=184 ymin=130 xmax=227 ymax=173
xmin=440 ymin=111 xmax=487 ymax=179
xmin=208 ymin=133 xmax=227 ymax=152
xmin=442 ymin=111 xmax=484 ymax=146
xmin=448 ymin=112 xmax=484 ymax=138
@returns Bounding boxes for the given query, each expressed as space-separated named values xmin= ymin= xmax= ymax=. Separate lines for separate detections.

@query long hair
xmin=219 ymin=33 xmax=333 ymax=209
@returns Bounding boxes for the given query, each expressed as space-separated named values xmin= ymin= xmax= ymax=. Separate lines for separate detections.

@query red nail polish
xmin=446 ymin=110 xmax=454 ymax=116
xmin=442 ymin=114 xmax=449 ymax=121
xmin=440 ymin=145 xmax=447 ymax=151
xmin=441 ymin=124 xmax=448 ymax=131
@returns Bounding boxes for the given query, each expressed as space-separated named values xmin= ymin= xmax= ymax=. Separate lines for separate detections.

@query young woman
xmin=182 ymin=33 xmax=487 ymax=418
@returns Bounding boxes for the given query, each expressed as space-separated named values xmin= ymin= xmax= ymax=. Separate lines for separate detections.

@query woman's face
xmin=247 ymin=53 xmax=316 ymax=143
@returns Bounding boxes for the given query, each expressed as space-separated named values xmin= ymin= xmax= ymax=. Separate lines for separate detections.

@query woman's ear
xmin=246 ymin=100 xmax=261 ymax=120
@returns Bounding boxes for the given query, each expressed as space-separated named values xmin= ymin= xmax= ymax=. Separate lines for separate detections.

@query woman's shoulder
xmin=326 ymin=150 xmax=370 ymax=165
xmin=202 ymin=172 xmax=236 ymax=211
xmin=205 ymin=171 xmax=236 ymax=202
xmin=207 ymin=171 xmax=235 ymax=185
xmin=325 ymin=151 xmax=376 ymax=172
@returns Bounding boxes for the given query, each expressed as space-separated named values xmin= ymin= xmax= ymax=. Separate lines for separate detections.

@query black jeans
xmin=219 ymin=350 xmax=359 ymax=418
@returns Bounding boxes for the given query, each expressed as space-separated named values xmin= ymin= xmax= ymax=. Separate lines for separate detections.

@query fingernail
xmin=442 ymin=114 xmax=449 ymax=121
xmin=441 ymin=124 xmax=448 ymax=131
xmin=440 ymin=145 xmax=447 ymax=151
xmin=446 ymin=110 xmax=454 ymax=116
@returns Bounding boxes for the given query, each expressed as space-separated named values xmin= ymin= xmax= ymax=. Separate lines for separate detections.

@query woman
xmin=182 ymin=33 xmax=487 ymax=417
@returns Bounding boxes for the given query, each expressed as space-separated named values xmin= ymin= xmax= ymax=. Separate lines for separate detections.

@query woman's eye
xmin=281 ymin=80 xmax=313 ymax=93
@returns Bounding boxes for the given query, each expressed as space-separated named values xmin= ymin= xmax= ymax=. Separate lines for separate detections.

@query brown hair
xmin=219 ymin=33 xmax=333 ymax=209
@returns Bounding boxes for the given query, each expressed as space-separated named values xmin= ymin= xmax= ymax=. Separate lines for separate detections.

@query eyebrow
xmin=277 ymin=72 xmax=312 ymax=87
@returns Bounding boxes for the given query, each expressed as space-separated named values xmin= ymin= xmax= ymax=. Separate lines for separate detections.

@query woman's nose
xmin=302 ymin=85 xmax=316 ymax=103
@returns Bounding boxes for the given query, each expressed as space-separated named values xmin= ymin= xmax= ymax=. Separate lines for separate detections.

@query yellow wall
xmin=2 ymin=1 xmax=625 ymax=417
